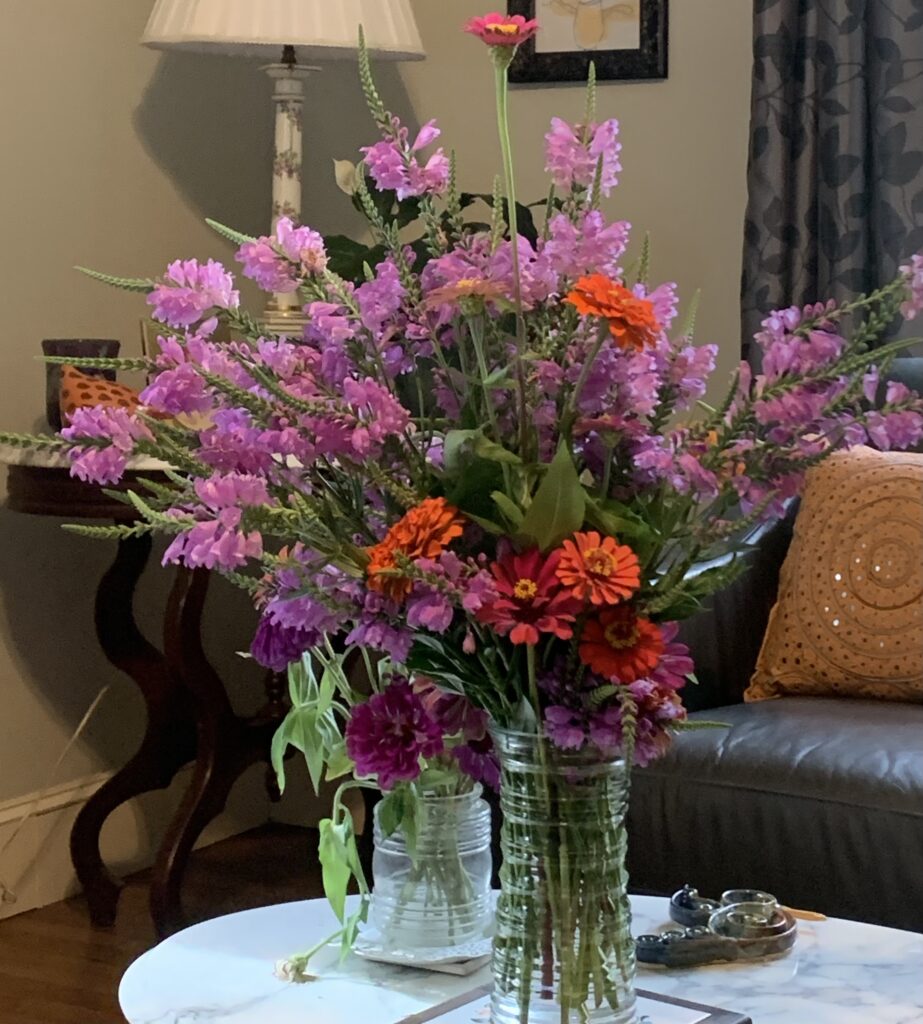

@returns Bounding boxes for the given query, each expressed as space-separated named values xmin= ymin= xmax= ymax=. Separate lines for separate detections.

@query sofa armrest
xmin=678 ymin=510 xmax=796 ymax=710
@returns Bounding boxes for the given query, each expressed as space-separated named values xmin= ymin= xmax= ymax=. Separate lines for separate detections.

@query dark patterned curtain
xmin=742 ymin=0 xmax=923 ymax=366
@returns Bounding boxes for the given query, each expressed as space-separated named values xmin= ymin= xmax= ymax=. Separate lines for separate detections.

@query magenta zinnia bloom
xmin=465 ymin=12 xmax=538 ymax=46
xmin=345 ymin=680 xmax=444 ymax=790
xmin=476 ymin=548 xmax=581 ymax=645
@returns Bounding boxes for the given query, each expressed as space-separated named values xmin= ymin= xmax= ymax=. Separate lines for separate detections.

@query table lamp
xmin=142 ymin=0 xmax=425 ymax=333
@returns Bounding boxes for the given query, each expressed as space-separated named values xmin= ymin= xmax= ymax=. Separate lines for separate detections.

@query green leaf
xmin=417 ymin=766 xmax=457 ymax=789
xmin=679 ymin=289 xmax=701 ymax=341
xmin=442 ymin=429 xmax=480 ymax=474
xmin=482 ymin=365 xmax=513 ymax=388
xmin=401 ymin=790 xmax=422 ymax=863
xmin=585 ymin=497 xmax=658 ymax=563
xmin=519 ymin=442 xmax=586 ymax=551
xmin=473 ymin=435 xmax=522 ymax=465
xmin=275 ymin=703 xmax=325 ymax=794
xmin=287 ymin=658 xmax=311 ymax=707
xmin=317 ymin=818 xmax=352 ymax=923
xmin=325 ymin=743 xmax=354 ymax=782
xmin=205 ymin=218 xmax=256 ymax=247
xmin=463 ymin=511 xmax=507 ymax=535
xmin=446 ymin=455 xmax=505 ymax=525
xmin=376 ymin=788 xmax=404 ymax=838
xmin=75 ymin=266 xmax=155 ymax=293
xmin=492 ymin=491 xmax=525 ymax=528
xmin=270 ymin=716 xmax=291 ymax=794
xmin=339 ymin=902 xmax=368 ymax=963
xmin=324 ymin=235 xmax=387 ymax=284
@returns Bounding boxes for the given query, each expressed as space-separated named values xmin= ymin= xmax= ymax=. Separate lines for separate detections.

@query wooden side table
xmin=3 ymin=451 xmax=286 ymax=937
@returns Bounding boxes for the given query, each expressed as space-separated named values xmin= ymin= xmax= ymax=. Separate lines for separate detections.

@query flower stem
xmin=493 ymin=57 xmax=531 ymax=461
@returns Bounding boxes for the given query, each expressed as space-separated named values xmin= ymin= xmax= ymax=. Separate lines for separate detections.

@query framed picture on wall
xmin=508 ymin=0 xmax=668 ymax=84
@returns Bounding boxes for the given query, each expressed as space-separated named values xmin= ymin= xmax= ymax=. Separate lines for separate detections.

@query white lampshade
xmin=142 ymin=0 xmax=425 ymax=61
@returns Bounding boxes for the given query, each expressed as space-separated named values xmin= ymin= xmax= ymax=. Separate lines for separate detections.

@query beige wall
xmin=0 ymin=0 xmax=272 ymax=809
xmin=0 ymin=0 xmax=753 ymax=833
xmin=401 ymin=0 xmax=754 ymax=387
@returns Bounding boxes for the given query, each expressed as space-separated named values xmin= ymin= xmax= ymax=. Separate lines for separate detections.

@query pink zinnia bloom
xmin=464 ymin=12 xmax=538 ymax=46
xmin=476 ymin=548 xmax=581 ymax=645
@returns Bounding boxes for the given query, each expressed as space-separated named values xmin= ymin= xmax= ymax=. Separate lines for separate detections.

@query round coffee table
xmin=119 ymin=895 xmax=923 ymax=1023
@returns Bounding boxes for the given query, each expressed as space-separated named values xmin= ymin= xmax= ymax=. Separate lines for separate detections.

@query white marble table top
xmin=119 ymin=895 xmax=923 ymax=1024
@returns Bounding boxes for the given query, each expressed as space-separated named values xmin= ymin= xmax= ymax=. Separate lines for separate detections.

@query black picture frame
xmin=508 ymin=0 xmax=668 ymax=85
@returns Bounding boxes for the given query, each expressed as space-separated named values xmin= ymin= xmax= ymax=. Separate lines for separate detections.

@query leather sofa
xmin=627 ymin=358 xmax=923 ymax=933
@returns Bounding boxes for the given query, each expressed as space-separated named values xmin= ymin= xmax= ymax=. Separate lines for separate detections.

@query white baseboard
xmin=0 ymin=763 xmax=272 ymax=920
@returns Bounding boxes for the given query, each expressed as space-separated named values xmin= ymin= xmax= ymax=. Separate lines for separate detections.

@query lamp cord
xmin=0 ymin=684 xmax=112 ymax=906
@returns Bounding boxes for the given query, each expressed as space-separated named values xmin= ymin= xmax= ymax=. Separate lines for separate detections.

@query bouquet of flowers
xmin=7 ymin=12 xmax=923 ymax=1022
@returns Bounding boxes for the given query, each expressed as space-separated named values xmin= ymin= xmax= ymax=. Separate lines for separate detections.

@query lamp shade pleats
xmin=142 ymin=0 xmax=425 ymax=60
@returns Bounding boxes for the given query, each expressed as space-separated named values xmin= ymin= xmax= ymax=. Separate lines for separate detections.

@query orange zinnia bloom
xmin=579 ymin=606 xmax=664 ymax=681
xmin=366 ymin=497 xmax=465 ymax=600
xmin=565 ymin=274 xmax=661 ymax=350
xmin=556 ymin=531 xmax=641 ymax=606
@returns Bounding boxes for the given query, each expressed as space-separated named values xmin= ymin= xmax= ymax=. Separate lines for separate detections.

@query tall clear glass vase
xmin=369 ymin=786 xmax=493 ymax=955
xmin=491 ymin=730 xmax=637 ymax=1024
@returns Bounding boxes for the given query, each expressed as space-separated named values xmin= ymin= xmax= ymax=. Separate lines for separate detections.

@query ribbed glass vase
xmin=491 ymin=729 xmax=637 ymax=1024
xmin=370 ymin=786 xmax=493 ymax=953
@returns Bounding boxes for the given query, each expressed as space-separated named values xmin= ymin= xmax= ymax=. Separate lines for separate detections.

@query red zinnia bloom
xmin=465 ymin=12 xmax=539 ymax=46
xmin=476 ymin=548 xmax=581 ymax=645
xmin=556 ymin=531 xmax=641 ymax=606
xmin=579 ymin=606 xmax=664 ymax=681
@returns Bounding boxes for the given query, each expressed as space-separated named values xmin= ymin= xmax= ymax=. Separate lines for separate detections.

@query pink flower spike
xmin=465 ymin=12 xmax=539 ymax=46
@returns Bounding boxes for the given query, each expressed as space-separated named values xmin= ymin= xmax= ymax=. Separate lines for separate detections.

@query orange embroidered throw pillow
xmin=59 ymin=365 xmax=141 ymax=423
xmin=746 ymin=446 xmax=923 ymax=703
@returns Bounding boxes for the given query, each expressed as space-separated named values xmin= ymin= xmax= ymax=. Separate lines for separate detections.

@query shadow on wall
xmin=0 ymin=504 xmax=263 ymax=799
xmin=133 ymin=51 xmax=418 ymax=239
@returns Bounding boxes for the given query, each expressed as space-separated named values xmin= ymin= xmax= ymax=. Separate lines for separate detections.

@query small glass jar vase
xmin=369 ymin=785 xmax=493 ymax=954
xmin=491 ymin=729 xmax=637 ymax=1024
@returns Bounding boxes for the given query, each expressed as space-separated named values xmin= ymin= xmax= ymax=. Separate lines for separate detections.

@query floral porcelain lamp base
xmin=261 ymin=59 xmax=316 ymax=336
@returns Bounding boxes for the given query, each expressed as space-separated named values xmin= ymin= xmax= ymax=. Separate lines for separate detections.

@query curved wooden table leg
xmin=70 ymin=535 xmax=196 ymax=926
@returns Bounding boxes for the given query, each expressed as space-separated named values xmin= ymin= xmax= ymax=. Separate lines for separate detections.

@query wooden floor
xmin=0 ymin=825 xmax=324 ymax=1024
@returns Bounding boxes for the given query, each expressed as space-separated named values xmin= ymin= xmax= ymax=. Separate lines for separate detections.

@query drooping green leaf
xmin=324 ymin=744 xmax=354 ymax=782
xmin=317 ymin=818 xmax=352 ymax=923
xmin=270 ymin=715 xmax=293 ymax=794
xmin=278 ymin=705 xmax=324 ymax=794
xmin=519 ymin=442 xmax=586 ymax=551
